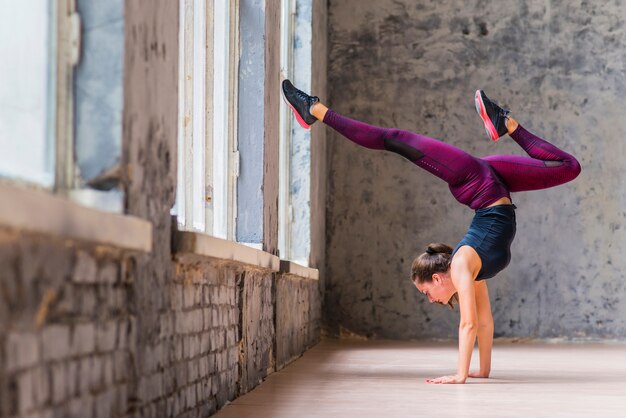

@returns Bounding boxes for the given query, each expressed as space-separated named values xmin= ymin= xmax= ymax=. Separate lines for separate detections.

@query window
xmin=174 ymin=0 xmax=239 ymax=239
xmin=0 ymin=0 xmax=125 ymax=213
xmin=278 ymin=0 xmax=313 ymax=266
xmin=0 ymin=0 xmax=59 ymax=187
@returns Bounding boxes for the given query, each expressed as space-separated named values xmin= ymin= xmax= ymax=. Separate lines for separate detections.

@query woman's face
xmin=415 ymin=272 xmax=455 ymax=304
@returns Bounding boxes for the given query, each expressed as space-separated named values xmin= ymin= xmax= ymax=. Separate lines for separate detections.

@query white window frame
xmin=278 ymin=0 xmax=296 ymax=260
xmin=175 ymin=0 xmax=239 ymax=240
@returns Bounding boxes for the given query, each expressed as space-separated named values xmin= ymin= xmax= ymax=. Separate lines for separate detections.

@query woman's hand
xmin=468 ymin=370 xmax=490 ymax=378
xmin=425 ymin=374 xmax=467 ymax=384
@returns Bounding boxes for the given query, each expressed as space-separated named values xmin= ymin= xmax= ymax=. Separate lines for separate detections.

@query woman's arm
xmin=427 ymin=247 xmax=481 ymax=384
xmin=469 ymin=280 xmax=493 ymax=378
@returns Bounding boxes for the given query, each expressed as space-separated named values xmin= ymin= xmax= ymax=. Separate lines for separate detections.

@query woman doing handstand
xmin=281 ymin=79 xmax=581 ymax=384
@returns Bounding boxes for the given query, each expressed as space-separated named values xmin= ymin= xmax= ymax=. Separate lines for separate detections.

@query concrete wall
xmin=325 ymin=0 xmax=626 ymax=340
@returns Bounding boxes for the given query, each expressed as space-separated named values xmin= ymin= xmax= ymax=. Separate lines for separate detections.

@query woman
xmin=281 ymin=79 xmax=581 ymax=384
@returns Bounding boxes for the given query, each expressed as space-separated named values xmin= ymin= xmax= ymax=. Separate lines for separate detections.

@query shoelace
xmin=295 ymin=89 xmax=311 ymax=102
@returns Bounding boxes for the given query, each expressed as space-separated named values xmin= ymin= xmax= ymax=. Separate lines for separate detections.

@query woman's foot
xmin=281 ymin=79 xmax=320 ymax=129
xmin=475 ymin=90 xmax=510 ymax=141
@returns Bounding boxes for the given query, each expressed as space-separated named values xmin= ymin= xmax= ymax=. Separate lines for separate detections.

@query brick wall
xmin=168 ymin=261 xmax=240 ymax=414
xmin=0 ymin=231 xmax=134 ymax=418
xmin=0 ymin=231 xmax=320 ymax=417
xmin=0 ymin=233 xmax=320 ymax=417
xmin=276 ymin=275 xmax=321 ymax=370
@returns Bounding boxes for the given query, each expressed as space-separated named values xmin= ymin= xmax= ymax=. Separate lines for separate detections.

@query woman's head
xmin=411 ymin=243 xmax=458 ymax=308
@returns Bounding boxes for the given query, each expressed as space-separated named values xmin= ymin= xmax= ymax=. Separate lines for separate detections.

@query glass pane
xmin=74 ymin=0 xmax=124 ymax=181
xmin=0 ymin=0 xmax=55 ymax=186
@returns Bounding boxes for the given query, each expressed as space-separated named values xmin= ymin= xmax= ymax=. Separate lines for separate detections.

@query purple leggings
xmin=323 ymin=110 xmax=581 ymax=209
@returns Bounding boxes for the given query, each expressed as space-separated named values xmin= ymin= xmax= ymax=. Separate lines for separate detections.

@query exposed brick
xmin=160 ymin=313 xmax=173 ymax=338
xmin=183 ymin=285 xmax=195 ymax=308
xmin=79 ymin=357 xmax=92 ymax=394
xmin=188 ymin=335 xmax=200 ymax=358
xmin=126 ymin=316 xmax=137 ymax=351
xmin=198 ymin=356 xmax=208 ymax=377
xmin=211 ymin=307 xmax=220 ymax=328
xmin=95 ymin=389 xmax=114 ymax=418
xmin=192 ymin=310 xmax=203 ymax=333
xmin=96 ymin=321 xmax=118 ymax=353
xmin=150 ymin=373 xmax=164 ymax=401
xmin=117 ymin=319 xmax=128 ymax=350
xmin=41 ymin=325 xmax=71 ymax=361
xmin=113 ymin=350 xmax=129 ymax=383
xmin=165 ymin=395 xmax=175 ymax=417
xmin=116 ymin=383 xmax=128 ymax=416
xmin=202 ymin=285 xmax=210 ymax=305
xmin=175 ymin=312 xmax=186 ymax=334
xmin=174 ymin=337 xmax=183 ymax=361
xmin=72 ymin=323 xmax=96 ymax=356
xmin=67 ymin=360 xmax=79 ymax=397
xmin=171 ymin=284 xmax=183 ymax=310
xmin=207 ymin=353 xmax=216 ymax=372
xmin=200 ymin=332 xmax=210 ymax=354
xmin=175 ymin=363 xmax=187 ymax=387
xmin=6 ymin=332 xmax=39 ymax=372
xmin=188 ymin=359 xmax=199 ymax=382
xmin=182 ymin=336 xmax=191 ymax=359
xmin=68 ymin=395 xmax=94 ymax=418
xmin=226 ymin=328 xmax=237 ymax=347
xmin=78 ymin=286 xmax=98 ymax=315
xmin=51 ymin=363 xmax=68 ymax=404
xmin=102 ymin=354 xmax=114 ymax=387
xmin=109 ymin=287 xmax=127 ymax=311
xmin=186 ymin=384 xmax=197 ymax=407
xmin=98 ymin=260 xmax=119 ymax=284
xmin=87 ymin=356 xmax=104 ymax=393
xmin=17 ymin=366 xmax=50 ymax=411
xmin=73 ymin=251 xmax=97 ymax=283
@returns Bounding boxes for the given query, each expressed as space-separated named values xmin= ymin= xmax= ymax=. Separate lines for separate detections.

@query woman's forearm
xmin=457 ymin=323 xmax=478 ymax=378
xmin=477 ymin=323 xmax=493 ymax=375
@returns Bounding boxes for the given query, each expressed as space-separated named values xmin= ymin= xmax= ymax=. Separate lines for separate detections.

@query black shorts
xmin=452 ymin=204 xmax=517 ymax=280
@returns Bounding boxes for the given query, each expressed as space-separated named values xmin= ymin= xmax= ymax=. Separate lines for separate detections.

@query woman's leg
xmin=320 ymin=107 xmax=481 ymax=186
xmin=482 ymin=120 xmax=582 ymax=192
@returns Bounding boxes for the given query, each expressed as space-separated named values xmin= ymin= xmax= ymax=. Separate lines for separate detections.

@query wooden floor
xmin=215 ymin=338 xmax=626 ymax=418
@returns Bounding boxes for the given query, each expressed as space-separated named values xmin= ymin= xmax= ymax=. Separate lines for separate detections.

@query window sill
xmin=279 ymin=260 xmax=319 ymax=281
xmin=0 ymin=182 xmax=152 ymax=252
xmin=174 ymin=230 xmax=280 ymax=272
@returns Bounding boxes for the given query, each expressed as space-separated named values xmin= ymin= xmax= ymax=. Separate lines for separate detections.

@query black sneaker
xmin=281 ymin=79 xmax=319 ymax=129
xmin=475 ymin=90 xmax=510 ymax=141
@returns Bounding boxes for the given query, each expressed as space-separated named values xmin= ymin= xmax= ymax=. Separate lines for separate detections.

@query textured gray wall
xmin=325 ymin=0 xmax=626 ymax=340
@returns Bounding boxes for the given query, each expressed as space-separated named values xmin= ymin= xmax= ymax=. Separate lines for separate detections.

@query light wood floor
xmin=215 ymin=338 xmax=626 ymax=418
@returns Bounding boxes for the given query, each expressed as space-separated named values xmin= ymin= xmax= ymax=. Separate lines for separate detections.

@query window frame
xmin=278 ymin=0 xmax=296 ymax=260
xmin=175 ymin=0 xmax=239 ymax=240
